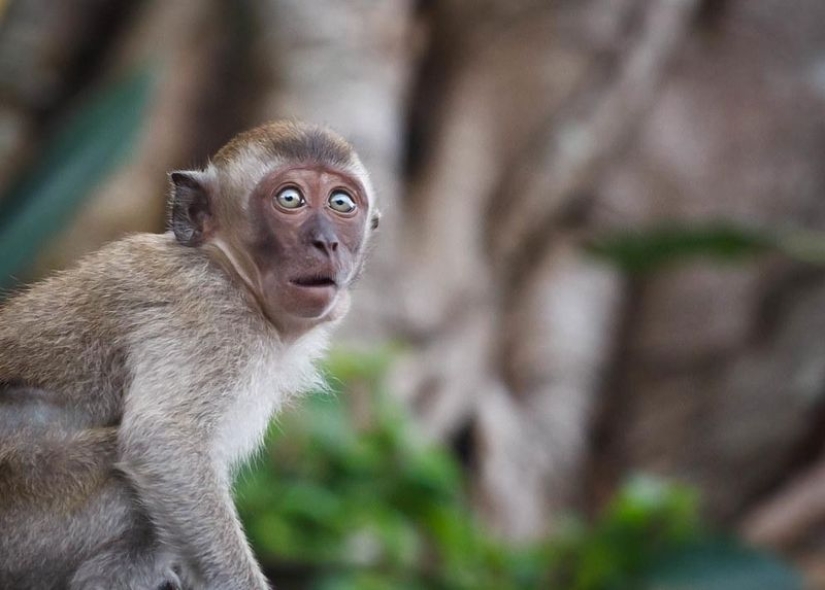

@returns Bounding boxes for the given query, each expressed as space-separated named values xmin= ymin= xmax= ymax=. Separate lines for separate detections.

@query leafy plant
xmin=235 ymin=349 xmax=802 ymax=590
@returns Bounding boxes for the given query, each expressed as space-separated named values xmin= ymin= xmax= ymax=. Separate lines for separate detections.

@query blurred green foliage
xmin=585 ymin=223 xmax=773 ymax=274
xmin=586 ymin=222 xmax=825 ymax=275
xmin=0 ymin=70 xmax=153 ymax=292
xmin=235 ymin=349 xmax=802 ymax=590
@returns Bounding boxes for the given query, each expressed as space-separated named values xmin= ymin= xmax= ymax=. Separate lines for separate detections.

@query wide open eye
xmin=274 ymin=187 xmax=305 ymax=210
xmin=328 ymin=191 xmax=356 ymax=214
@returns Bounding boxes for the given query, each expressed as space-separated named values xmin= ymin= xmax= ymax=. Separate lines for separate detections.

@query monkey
xmin=0 ymin=120 xmax=380 ymax=590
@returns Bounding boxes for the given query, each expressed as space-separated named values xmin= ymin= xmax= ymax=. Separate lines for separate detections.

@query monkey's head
xmin=168 ymin=121 xmax=379 ymax=335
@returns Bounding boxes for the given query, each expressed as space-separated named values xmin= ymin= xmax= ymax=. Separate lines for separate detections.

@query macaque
xmin=0 ymin=121 xmax=379 ymax=590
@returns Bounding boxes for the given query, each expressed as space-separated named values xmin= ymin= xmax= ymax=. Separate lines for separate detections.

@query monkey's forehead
xmin=214 ymin=121 xmax=356 ymax=170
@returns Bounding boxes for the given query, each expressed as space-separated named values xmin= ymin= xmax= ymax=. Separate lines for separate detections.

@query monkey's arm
xmin=118 ymin=376 xmax=268 ymax=590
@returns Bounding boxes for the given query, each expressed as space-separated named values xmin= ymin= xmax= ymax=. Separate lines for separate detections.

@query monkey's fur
xmin=0 ymin=121 xmax=378 ymax=590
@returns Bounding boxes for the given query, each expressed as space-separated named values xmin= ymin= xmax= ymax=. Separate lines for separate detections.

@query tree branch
xmin=741 ymin=458 xmax=825 ymax=549
xmin=489 ymin=0 xmax=702 ymax=270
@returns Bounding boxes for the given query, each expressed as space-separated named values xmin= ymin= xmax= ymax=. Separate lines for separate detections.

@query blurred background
xmin=2 ymin=0 xmax=825 ymax=588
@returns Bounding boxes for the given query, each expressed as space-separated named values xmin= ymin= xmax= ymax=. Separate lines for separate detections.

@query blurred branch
xmin=775 ymin=230 xmax=825 ymax=266
xmin=489 ymin=0 xmax=701 ymax=269
xmin=741 ymin=458 xmax=825 ymax=550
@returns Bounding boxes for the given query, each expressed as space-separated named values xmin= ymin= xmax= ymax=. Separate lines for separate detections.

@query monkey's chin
xmin=278 ymin=283 xmax=341 ymax=321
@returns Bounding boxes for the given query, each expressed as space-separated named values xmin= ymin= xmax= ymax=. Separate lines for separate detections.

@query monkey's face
xmin=245 ymin=164 xmax=370 ymax=326
xmin=170 ymin=122 xmax=379 ymax=336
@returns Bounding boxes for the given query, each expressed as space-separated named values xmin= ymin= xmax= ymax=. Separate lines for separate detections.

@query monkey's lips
xmin=289 ymin=273 xmax=338 ymax=289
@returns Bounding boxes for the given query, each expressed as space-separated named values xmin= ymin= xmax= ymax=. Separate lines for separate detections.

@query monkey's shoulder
xmin=70 ymin=233 xmax=253 ymax=325
xmin=93 ymin=233 xmax=271 ymax=345
xmin=90 ymin=233 xmax=227 ymax=295
xmin=0 ymin=233 xmax=258 ymax=369
xmin=2 ymin=233 xmax=220 ymax=311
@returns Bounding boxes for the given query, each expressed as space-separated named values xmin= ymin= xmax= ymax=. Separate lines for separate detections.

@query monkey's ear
xmin=370 ymin=209 xmax=381 ymax=231
xmin=169 ymin=171 xmax=213 ymax=247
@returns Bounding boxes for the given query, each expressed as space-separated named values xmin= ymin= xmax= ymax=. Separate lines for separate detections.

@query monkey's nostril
xmin=312 ymin=239 xmax=339 ymax=255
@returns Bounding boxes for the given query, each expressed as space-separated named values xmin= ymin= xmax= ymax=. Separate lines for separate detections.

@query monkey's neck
xmin=204 ymin=240 xmax=280 ymax=329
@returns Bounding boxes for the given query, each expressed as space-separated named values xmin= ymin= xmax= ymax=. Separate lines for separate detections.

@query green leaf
xmin=585 ymin=223 xmax=775 ymax=274
xmin=0 ymin=69 xmax=154 ymax=291
xmin=236 ymin=351 xmax=805 ymax=590
xmin=606 ymin=475 xmax=698 ymax=540
xmin=324 ymin=346 xmax=398 ymax=385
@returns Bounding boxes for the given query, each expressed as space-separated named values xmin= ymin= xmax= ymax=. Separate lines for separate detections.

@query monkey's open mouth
xmin=290 ymin=274 xmax=337 ymax=288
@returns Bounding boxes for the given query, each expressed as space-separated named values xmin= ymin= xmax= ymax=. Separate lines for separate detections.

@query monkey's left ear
xmin=370 ymin=209 xmax=381 ymax=231
xmin=169 ymin=171 xmax=213 ymax=247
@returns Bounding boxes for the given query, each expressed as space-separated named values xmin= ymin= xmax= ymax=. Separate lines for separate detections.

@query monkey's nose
xmin=312 ymin=236 xmax=339 ymax=256
xmin=304 ymin=214 xmax=340 ymax=258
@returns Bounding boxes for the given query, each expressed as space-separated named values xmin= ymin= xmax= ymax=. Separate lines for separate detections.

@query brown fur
xmin=213 ymin=120 xmax=355 ymax=170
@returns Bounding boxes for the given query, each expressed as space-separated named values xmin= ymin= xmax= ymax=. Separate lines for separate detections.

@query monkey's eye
xmin=275 ymin=187 xmax=305 ymax=210
xmin=328 ymin=191 xmax=356 ymax=214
